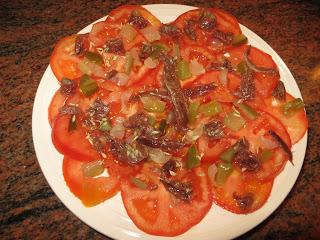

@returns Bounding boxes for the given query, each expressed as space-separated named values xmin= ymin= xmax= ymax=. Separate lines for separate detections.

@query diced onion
xmin=130 ymin=48 xmax=142 ymax=66
xmin=190 ymin=59 xmax=205 ymax=76
xmin=148 ymin=148 xmax=172 ymax=165
xmin=219 ymin=68 xmax=228 ymax=86
xmin=82 ymin=160 xmax=105 ymax=177
xmin=207 ymin=164 xmax=217 ymax=183
xmin=141 ymin=26 xmax=161 ymax=42
xmin=185 ymin=124 xmax=204 ymax=142
xmin=111 ymin=72 xmax=129 ymax=86
xmin=120 ymin=23 xmax=137 ymax=42
xmin=259 ymin=136 xmax=278 ymax=149
xmin=110 ymin=123 xmax=125 ymax=139
xmin=144 ymin=57 xmax=159 ymax=69
xmin=78 ymin=60 xmax=107 ymax=78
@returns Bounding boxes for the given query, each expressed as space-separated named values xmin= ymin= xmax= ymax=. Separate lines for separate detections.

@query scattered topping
xmin=233 ymin=192 xmax=254 ymax=210
xmin=59 ymin=105 xmax=80 ymax=115
xmin=131 ymin=177 xmax=148 ymax=189
xmin=224 ymin=110 xmax=246 ymax=131
xmin=199 ymin=100 xmax=222 ymax=117
xmin=139 ymin=44 xmax=153 ymax=60
xmin=268 ymin=130 xmax=293 ymax=162
xmin=105 ymin=38 xmax=124 ymax=54
xmin=60 ymin=78 xmax=76 ymax=96
xmin=110 ymin=123 xmax=125 ymax=139
xmin=272 ymin=81 xmax=286 ymax=101
xmin=198 ymin=10 xmax=216 ymax=31
xmin=187 ymin=101 xmax=200 ymax=124
xmin=190 ymin=59 xmax=205 ymax=76
xmin=238 ymin=69 xmax=255 ymax=100
xmin=259 ymin=149 xmax=273 ymax=162
xmin=82 ymin=160 xmax=105 ymax=177
xmin=87 ymin=99 xmax=110 ymax=121
xmin=177 ymin=59 xmax=192 ymax=80
xmin=68 ymin=114 xmax=77 ymax=132
xmin=232 ymin=34 xmax=248 ymax=46
xmin=184 ymin=19 xmax=197 ymax=41
xmin=148 ymin=148 xmax=172 ymax=165
xmin=161 ymin=178 xmax=193 ymax=202
xmin=141 ymin=26 xmax=161 ymax=42
xmin=137 ymin=137 xmax=185 ymax=152
xmin=212 ymin=29 xmax=233 ymax=45
xmin=215 ymin=162 xmax=233 ymax=186
xmin=144 ymin=57 xmax=159 ymax=69
xmin=84 ymin=51 xmax=103 ymax=65
xmin=124 ymin=51 xmax=134 ymax=75
xmin=120 ymin=23 xmax=138 ymax=41
xmin=218 ymin=68 xmax=228 ymax=86
xmin=234 ymin=148 xmax=260 ymax=172
xmin=161 ymin=160 xmax=177 ymax=178
xmin=186 ymin=145 xmax=201 ymax=169
xmin=129 ymin=10 xmax=148 ymax=29
xmin=185 ymin=124 xmax=204 ymax=142
xmin=79 ymin=74 xmax=99 ymax=97
xmin=75 ymin=34 xmax=88 ymax=55
xmin=184 ymin=83 xmax=217 ymax=98
xmin=160 ymin=24 xmax=182 ymax=39
xmin=141 ymin=96 xmax=166 ymax=113
xmin=220 ymin=147 xmax=236 ymax=163
xmin=204 ymin=120 xmax=224 ymax=139
xmin=99 ymin=118 xmax=112 ymax=131
xmin=237 ymin=102 xmax=259 ymax=120
xmin=281 ymin=98 xmax=304 ymax=116
xmin=111 ymin=72 xmax=129 ymax=86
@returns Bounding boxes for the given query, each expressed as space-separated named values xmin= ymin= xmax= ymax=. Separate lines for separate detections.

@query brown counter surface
xmin=1 ymin=0 xmax=319 ymax=239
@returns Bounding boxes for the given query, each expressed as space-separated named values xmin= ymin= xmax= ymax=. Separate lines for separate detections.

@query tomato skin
xmin=50 ymin=35 xmax=83 ymax=81
xmin=121 ymin=162 xmax=212 ymax=236
xmin=48 ymin=89 xmax=67 ymax=127
xmin=52 ymin=114 xmax=100 ymax=161
xmin=63 ymin=156 xmax=120 ymax=207
xmin=211 ymin=169 xmax=273 ymax=214
xmin=264 ymin=93 xmax=308 ymax=144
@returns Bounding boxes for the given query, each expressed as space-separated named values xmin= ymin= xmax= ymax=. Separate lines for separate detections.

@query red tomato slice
xmin=52 ymin=114 xmax=100 ymax=161
xmin=63 ymin=156 xmax=119 ymax=207
xmin=264 ymin=93 xmax=308 ymax=144
xmin=198 ymin=137 xmax=234 ymax=163
xmin=106 ymin=5 xmax=162 ymax=28
xmin=180 ymin=44 xmax=215 ymax=68
xmin=173 ymin=8 xmax=241 ymax=52
xmin=48 ymin=89 xmax=67 ymax=127
xmin=223 ymin=45 xmax=279 ymax=97
xmin=211 ymin=169 xmax=273 ymax=214
xmin=50 ymin=35 xmax=83 ymax=81
xmin=121 ymin=162 xmax=212 ymax=236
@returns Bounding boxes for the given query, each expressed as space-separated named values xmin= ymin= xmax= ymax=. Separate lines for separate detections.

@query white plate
xmin=32 ymin=4 xmax=307 ymax=240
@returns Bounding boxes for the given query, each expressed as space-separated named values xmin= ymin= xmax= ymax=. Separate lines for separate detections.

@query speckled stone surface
xmin=0 ymin=0 xmax=319 ymax=239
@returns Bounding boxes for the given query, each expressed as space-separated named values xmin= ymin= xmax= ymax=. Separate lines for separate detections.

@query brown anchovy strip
xmin=198 ymin=10 xmax=216 ymax=31
xmin=128 ymin=11 xmax=148 ymax=29
xmin=244 ymin=46 xmax=279 ymax=75
xmin=137 ymin=137 xmax=185 ymax=152
xmin=74 ymin=34 xmax=88 ymax=55
xmin=60 ymin=78 xmax=76 ymax=96
xmin=268 ymin=130 xmax=293 ymax=164
xmin=204 ymin=119 xmax=224 ymax=139
xmin=59 ymin=105 xmax=81 ymax=115
xmin=272 ymin=81 xmax=286 ymax=101
xmin=183 ymin=19 xmax=197 ymax=41
xmin=160 ymin=178 xmax=193 ymax=202
xmin=183 ymin=83 xmax=217 ymax=98
xmin=159 ymin=53 xmax=189 ymax=131
xmin=212 ymin=29 xmax=233 ymax=45
xmin=233 ymin=192 xmax=254 ymax=210
xmin=106 ymin=38 xmax=124 ymax=54
xmin=160 ymin=24 xmax=182 ymax=39
xmin=238 ymin=69 xmax=256 ymax=100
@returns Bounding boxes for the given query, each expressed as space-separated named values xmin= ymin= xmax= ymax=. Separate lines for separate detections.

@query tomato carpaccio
xmin=48 ymin=5 xmax=308 ymax=236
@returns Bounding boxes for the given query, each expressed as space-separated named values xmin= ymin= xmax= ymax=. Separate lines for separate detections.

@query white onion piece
xmin=190 ymin=59 xmax=205 ymax=76
xmin=207 ymin=164 xmax=217 ymax=183
xmin=121 ymin=90 xmax=133 ymax=114
xmin=130 ymin=48 xmax=142 ymax=66
xmin=111 ymin=72 xmax=129 ymax=86
xmin=259 ymin=136 xmax=278 ymax=149
xmin=148 ymin=148 xmax=172 ymax=165
xmin=106 ymin=91 xmax=121 ymax=103
xmin=78 ymin=60 xmax=107 ymax=78
xmin=110 ymin=123 xmax=125 ymax=139
xmin=141 ymin=26 xmax=161 ymax=42
xmin=114 ymin=116 xmax=125 ymax=124
xmin=144 ymin=57 xmax=159 ymax=69
xmin=185 ymin=124 xmax=204 ymax=142
xmin=120 ymin=23 xmax=137 ymax=42
xmin=219 ymin=68 xmax=228 ymax=86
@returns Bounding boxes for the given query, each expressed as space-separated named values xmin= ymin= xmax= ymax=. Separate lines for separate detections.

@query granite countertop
xmin=1 ymin=0 xmax=319 ymax=239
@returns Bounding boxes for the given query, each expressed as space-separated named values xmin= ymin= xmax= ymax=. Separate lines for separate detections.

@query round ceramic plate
xmin=32 ymin=4 xmax=307 ymax=240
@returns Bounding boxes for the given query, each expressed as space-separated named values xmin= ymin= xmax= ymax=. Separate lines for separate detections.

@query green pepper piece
xmin=260 ymin=149 xmax=273 ymax=162
xmin=80 ymin=74 xmax=99 ymax=97
xmin=124 ymin=51 xmax=133 ymax=75
xmin=220 ymin=147 xmax=236 ymax=163
xmin=236 ymin=61 xmax=248 ymax=75
xmin=82 ymin=160 xmax=104 ymax=177
xmin=141 ymin=96 xmax=166 ymax=113
xmin=147 ymin=115 xmax=156 ymax=126
xmin=187 ymin=145 xmax=201 ymax=169
xmin=215 ymin=162 xmax=233 ymax=186
xmin=177 ymin=59 xmax=192 ymax=80
xmin=224 ymin=110 xmax=246 ymax=131
xmin=84 ymin=52 xmax=103 ymax=65
xmin=150 ymin=43 xmax=169 ymax=58
xmin=199 ymin=100 xmax=222 ymax=117
xmin=188 ymin=101 xmax=200 ymax=124
xmin=232 ymin=34 xmax=248 ymax=46
xmin=238 ymin=102 xmax=259 ymax=120
xmin=131 ymin=177 xmax=147 ymax=190
xmin=281 ymin=98 xmax=304 ymax=116
xmin=68 ymin=114 xmax=77 ymax=132
xmin=99 ymin=118 xmax=111 ymax=131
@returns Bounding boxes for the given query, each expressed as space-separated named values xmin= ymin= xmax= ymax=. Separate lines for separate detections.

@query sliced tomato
xmin=106 ymin=5 xmax=161 ymax=28
xmin=89 ymin=21 xmax=120 ymax=47
xmin=198 ymin=137 xmax=234 ymax=163
xmin=173 ymin=8 xmax=241 ymax=52
xmin=223 ymin=45 xmax=279 ymax=97
xmin=180 ymin=44 xmax=216 ymax=68
xmin=48 ymin=89 xmax=67 ymax=127
xmin=50 ymin=35 xmax=83 ymax=81
xmin=63 ymin=156 xmax=119 ymax=207
xmin=188 ymin=71 xmax=239 ymax=102
xmin=52 ymin=114 xmax=100 ymax=161
xmin=211 ymin=169 xmax=273 ymax=214
xmin=121 ymin=162 xmax=212 ymax=236
xmin=264 ymin=93 xmax=308 ymax=144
